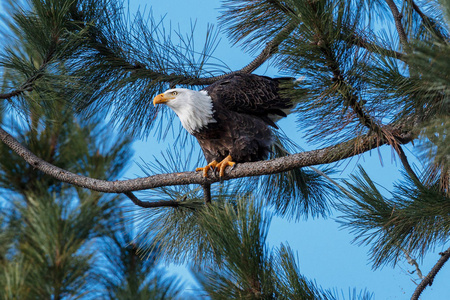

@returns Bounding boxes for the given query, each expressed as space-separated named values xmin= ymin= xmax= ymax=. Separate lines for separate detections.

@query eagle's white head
xmin=153 ymin=88 xmax=216 ymax=134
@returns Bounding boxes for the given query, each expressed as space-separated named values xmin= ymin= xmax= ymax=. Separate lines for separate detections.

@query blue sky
xmin=123 ymin=1 xmax=450 ymax=299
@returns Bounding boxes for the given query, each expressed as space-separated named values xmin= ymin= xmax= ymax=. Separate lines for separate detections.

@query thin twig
xmin=192 ymin=20 xmax=299 ymax=85
xmin=411 ymin=247 xmax=450 ymax=300
xmin=0 ymin=89 xmax=27 ymax=100
xmin=0 ymin=49 xmax=54 ymax=100
xmin=394 ymin=145 xmax=420 ymax=183
xmin=402 ymin=247 xmax=424 ymax=280
xmin=88 ymin=20 xmax=297 ymax=87
xmin=315 ymin=26 xmax=410 ymax=164
xmin=407 ymin=0 xmax=447 ymax=42
xmin=409 ymin=0 xmax=429 ymax=22
xmin=345 ymin=32 xmax=407 ymax=62
xmin=124 ymin=191 xmax=180 ymax=208
xmin=306 ymin=1 xmax=384 ymax=137
xmin=87 ymin=20 xmax=298 ymax=87
xmin=0 ymin=124 xmax=413 ymax=194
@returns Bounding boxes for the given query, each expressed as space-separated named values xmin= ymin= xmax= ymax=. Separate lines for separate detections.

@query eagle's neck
xmin=169 ymin=90 xmax=216 ymax=134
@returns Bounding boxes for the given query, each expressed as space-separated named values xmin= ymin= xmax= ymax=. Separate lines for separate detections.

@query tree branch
xmin=402 ymin=247 xmax=424 ymax=280
xmin=395 ymin=145 xmax=420 ymax=183
xmin=407 ymin=0 xmax=448 ymax=42
xmin=307 ymin=3 xmax=385 ymax=138
xmin=408 ymin=0 xmax=429 ymax=24
xmin=86 ymin=20 xmax=298 ymax=88
xmin=314 ymin=25 xmax=412 ymax=163
xmin=316 ymin=35 xmax=384 ymax=135
xmin=345 ymin=31 xmax=407 ymax=62
xmin=385 ymin=0 xmax=410 ymax=52
xmin=172 ymin=20 xmax=299 ymax=86
xmin=134 ymin=22 xmax=299 ymax=84
xmin=0 ymin=124 xmax=413 ymax=194
xmin=411 ymin=247 xmax=450 ymax=300
xmin=0 ymin=48 xmax=55 ymax=100
xmin=202 ymin=184 xmax=211 ymax=204
xmin=124 ymin=192 xmax=180 ymax=208
xmin=0 ymin=88 xmax=28 ymax=100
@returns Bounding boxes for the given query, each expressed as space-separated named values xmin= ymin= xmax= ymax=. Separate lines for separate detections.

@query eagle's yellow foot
xmin=195 ymin=155 xmax=236 ymax=178
xmin=196 ymin=160 xmax=218 ymax=178
xmin=215 ymin=155 xmax=236 ymax=177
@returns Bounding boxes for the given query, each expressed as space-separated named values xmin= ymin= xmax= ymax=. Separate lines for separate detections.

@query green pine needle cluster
xmin=339 ymin=166 xmax=450 ymax=268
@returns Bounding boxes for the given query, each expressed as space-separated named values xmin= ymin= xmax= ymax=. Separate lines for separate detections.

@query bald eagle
xmin=153 ymin=73 xmax=292 ymax=177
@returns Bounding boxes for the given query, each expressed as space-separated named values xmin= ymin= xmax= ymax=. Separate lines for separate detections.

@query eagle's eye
xmin=171 ymin=91 xmax=178 ymax=96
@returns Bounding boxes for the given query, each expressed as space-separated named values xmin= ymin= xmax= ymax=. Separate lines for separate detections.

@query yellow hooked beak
xmin=153 ymin=93 xmax=169 ymax=106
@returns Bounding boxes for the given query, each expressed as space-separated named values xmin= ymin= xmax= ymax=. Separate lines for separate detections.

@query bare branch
xmin=402 ymin=247 xmax=424 ymax=280
xmin=124 ymin=192 xmax=180 ymax=208
xmin=395 ymin=145 xmax=420 ymax=183
xmin=411 ymin=247 xmax=450 ymax=300
xmin=202 ymin=184 xmax=211 ymax=204
xmin=385 ymin=0 xmax=410 ymax=52
xmin=0 ymin=124 xmax=413 ymax=194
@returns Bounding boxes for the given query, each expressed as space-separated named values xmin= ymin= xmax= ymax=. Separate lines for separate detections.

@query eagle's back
xmin=202 ymin=73 xmax=292 ymax=127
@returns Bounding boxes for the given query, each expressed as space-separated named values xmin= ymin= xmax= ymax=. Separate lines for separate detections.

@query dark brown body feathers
xmin=193 ymin=73 xmax=292 ymax=164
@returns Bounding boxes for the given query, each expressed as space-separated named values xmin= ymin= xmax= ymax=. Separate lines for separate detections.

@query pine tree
xmin=0 ymin=94 xmax=183 ymax=298
xmin=0 ymin=0 xmax=448 ymax=299
xmin=0 ymin=3 xmax=182 ymax=295
xmin=0 ymin=99 xmax=130 ymax=298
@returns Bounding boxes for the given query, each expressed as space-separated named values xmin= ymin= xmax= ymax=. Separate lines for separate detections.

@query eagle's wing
xmin=202 ymin=73 xmax=292 ymax=128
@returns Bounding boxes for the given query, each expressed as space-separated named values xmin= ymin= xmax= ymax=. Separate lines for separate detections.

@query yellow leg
xmin=195 ymin=155 xmax=236 ymax=178
xmin=196 ymin=160 xmax=218 ymax=178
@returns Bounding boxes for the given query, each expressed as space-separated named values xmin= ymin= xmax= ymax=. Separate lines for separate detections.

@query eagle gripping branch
xmin=0 ymin=124 xmax=413 ymax=208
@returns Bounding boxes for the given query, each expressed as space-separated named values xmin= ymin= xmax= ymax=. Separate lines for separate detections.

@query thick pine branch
xmin=313 ymin=20 xmax=418 ymax=181
xmin=0 ymin=124 xmax=413 ymax=194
